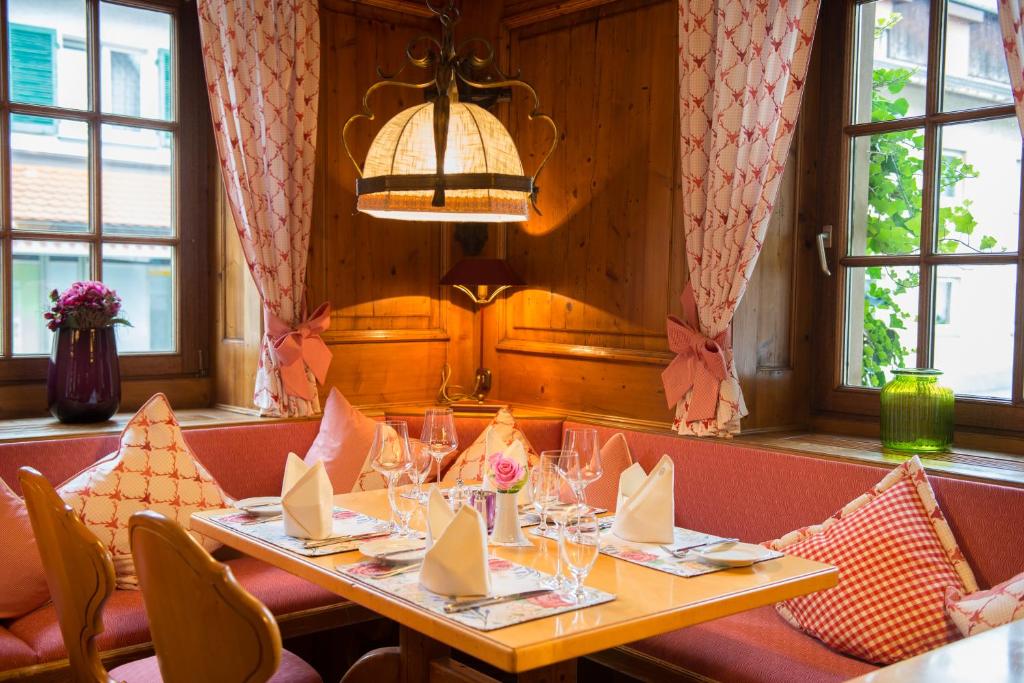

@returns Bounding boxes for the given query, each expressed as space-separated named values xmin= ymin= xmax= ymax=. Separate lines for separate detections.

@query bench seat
xmin=629 ymin=605 xmax=875 ymax=683
xmin=0 ymin=628 xmax=35 ymax=672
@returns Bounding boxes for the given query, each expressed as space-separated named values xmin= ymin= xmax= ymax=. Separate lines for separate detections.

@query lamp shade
xmin=440 ymin=258 xmax=525 ymax=287
xmin=357 ymin=102 xmax=530 ymax=222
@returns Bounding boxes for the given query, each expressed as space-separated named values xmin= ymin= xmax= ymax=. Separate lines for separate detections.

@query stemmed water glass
xmin=421 ymin=408 xmax=458 ymax=486
xmin=391 ymin=473 xmax=420 ymax=537
xmin=536 ymin=450 xmax=578 ymax=589
xmin=559 ymin=509 xmax=600 ymax=603
xmin=407 ymin=438 xmax=434 ymax=501
xmin=369 ymin=421 xmax=412 ymax=533
xmin=560 ymin=428 xmax=603 ymax=509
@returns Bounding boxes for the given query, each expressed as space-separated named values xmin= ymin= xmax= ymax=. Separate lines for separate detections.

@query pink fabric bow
xmin=265 ymin=302 xmax=332 ymax=401
xmin=661 ymin=285 xmax=731 ymax=422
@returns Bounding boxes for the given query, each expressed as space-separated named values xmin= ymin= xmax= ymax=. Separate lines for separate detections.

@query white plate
xmin=693 ymin=542 xmax=774 ymax=567
xmin=358 ymin=538 xmax=427 ymax=564
xmin=236 ymin=496 xmax=283 ymax=517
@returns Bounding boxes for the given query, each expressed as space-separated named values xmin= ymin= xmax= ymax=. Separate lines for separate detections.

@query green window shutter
xmin=9 ymin=23 xmax=56 ymax=130
xmin=157 ymin=48 xmax=171 ymax=120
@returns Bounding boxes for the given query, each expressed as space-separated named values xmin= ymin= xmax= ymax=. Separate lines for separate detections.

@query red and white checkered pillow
xmin=764 ymin=456 xmax=977 ymax=664
xmin=945 ymin=571 xmax=1024 ymax=637
xmin=59 ymin=394 xmax=231 ymax=589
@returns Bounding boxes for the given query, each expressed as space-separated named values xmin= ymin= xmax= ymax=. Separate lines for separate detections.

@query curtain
xmin=198 ymin=0 xmax=328 ymax=417
xmin=665 ymin=0 xmax=820 ymax=437
xmin=1000 ymin=0 xmax=1024 ymax=135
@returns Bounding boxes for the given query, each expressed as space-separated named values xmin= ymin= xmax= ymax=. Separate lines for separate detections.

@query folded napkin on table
xmin=281 ymin=452 xmax=332 ymax=540
xmin=611 ymin=454 xmax=675 ymax=544
xmin=420 ymin=502 xmax=491 ymax=597
xmin=425 ymin=485 xmax=453 ymax=549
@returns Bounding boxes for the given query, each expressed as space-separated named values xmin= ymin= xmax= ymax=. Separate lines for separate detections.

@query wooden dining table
xmin=192 ymin=489 xmax=837 ymax=683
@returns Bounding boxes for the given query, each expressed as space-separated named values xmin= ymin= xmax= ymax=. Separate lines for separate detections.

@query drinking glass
xmin=559 ymin=510 xmax=600 ymax=603
xmin=560 ymin=428 xmax=602 ymax=508
xmin=528 ymin=465 xmax=555 ymax=535
xmin=538 ymin=450 xmax=578 ymax=589
xmin=392 ymin=473 xmax=419 ymax=537
xmin=421 ymin=408 xmax=458 ymax=486
xmin=407 ymin=438 xmax=434 ymax=501
xmin=369 ymin=421 xmax=412 ymax=533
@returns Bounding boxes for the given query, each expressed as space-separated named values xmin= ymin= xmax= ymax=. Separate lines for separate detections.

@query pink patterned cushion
xmin=946 ymin=571 xmax=1024 ymax=637
xmin=764 ymin=457 xmax=977 ymax=664
xmin=58 ymin=394 xmax=231 ymax=589
xmin=0 ymin=626 xmax=37 ymax=671
xmin=304 ymin=388 xmax=379 ymax=493
xmin=585 ymin=433 xmax=633 ymax=512
xmin=441 ymin=407 xmax=539 ymax=485
xmin=0 ymin=478 xmax=49 ymax=619
xmin=108 ymin=648 xmax=321 ymax=682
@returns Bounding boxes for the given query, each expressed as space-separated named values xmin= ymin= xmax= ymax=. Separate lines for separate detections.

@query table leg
xmin=515 ymin=660 xmax=577 ymax=683
xmin=401 ymin=627 xmax=452 ymax=683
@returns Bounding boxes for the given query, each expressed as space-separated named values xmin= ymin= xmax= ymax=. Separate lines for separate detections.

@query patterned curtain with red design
xmin=197 ymin=0 xmax=329 ymax=417
xmin=1000 ymin=0 xmax=1024 ymax=135
xmin=664 ymin=0 xmax=820 ymax=437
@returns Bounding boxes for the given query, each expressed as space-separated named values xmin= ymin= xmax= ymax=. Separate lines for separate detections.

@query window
xmin=816 ymin=0 xmax=1024 ymax=431
xmin=0 ymin=0 xmax=207 ymax=380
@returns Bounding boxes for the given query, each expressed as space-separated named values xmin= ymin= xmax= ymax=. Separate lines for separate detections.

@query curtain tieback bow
xmin=265 ymin=302 xmax=332 ymax=401
xmin=661 ymin=286 xmax=731 ymax=421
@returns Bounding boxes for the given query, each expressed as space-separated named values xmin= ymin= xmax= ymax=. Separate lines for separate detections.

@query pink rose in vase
xmin=488 ymin=452 xmax=526 ymax=493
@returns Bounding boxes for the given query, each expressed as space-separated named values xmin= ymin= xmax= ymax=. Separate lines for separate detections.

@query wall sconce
xmin=438 ymin=257 xmax=523 ymax=404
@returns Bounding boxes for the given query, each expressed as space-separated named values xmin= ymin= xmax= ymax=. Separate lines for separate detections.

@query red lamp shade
xmin=440 ymin=258 xmax=524 ymax=304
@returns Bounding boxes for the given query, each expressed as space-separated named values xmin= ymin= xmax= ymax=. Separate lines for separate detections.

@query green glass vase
xmin=879 ymin=369 xmax=954 ymax=452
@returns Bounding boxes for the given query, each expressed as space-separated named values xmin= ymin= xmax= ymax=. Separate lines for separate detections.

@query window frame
xmin=812 ymin=0 xmax=1024 ymax=434
xmin=0 ymin=0 xmax=208 ymax=383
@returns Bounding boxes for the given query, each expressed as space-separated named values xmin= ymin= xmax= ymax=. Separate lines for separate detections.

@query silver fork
xmin=661 ymin=538 xmax=739 ymax=557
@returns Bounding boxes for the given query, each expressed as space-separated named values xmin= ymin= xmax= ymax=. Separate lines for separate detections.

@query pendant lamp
xmin=342 ymin=0 xmax=557 ymax=222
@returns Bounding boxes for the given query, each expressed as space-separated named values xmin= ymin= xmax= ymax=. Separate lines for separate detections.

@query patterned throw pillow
xmin=0 ymin=478 xmax=50 ymax=618
xmin=585 ymin=433 xmax=634 ymax=512
xmin=304 ymin=387 xmax=380 ymax=493
xmin=441 ymin=407 xmax=538 ymax=485
xmin=946 ymin=572 xmax=1024 ymax=637
xmin=59 ymin=394 xmax=230 ymax=589
xmin=764 ymin=456 xmax=977 ymax=665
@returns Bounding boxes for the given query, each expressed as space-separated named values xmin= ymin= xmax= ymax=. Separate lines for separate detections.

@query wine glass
xmin=369 ymin=421 xmax=412 ymax=533
xmin=559 ymin=509 xmax=600 ymax=603
xmin=538 ymin=450 xmax=578 ymax=589
xmin=407 ymin=438 xmax=433 ymax=501
xmin=528 ymin=466 xmax=555 ymax=535
xmin=421 ymin=408 xmax=458 ymax=486
xmin=392 ymin=473 xmax=419 ymax=537
xmin=560 ymin=428 xmax=603 ymax=508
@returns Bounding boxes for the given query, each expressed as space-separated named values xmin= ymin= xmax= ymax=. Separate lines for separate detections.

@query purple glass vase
xmin=47 ymin=327 xmax=121 ymax=423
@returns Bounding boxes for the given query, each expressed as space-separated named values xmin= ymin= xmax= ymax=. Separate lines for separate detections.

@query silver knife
xmin=303 ymin=530 xmax=390 ymax=548
xmin=443 ymin=589 xmax=552 ymax=614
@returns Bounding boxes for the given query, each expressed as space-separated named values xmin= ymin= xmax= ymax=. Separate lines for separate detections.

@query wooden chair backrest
xmin=18 ymin=467 xmax=115 ymax=683
xmin=128 ymin=511 xmax=282 ymax=683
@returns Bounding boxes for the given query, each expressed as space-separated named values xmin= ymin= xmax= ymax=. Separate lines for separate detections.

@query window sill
xmin=740 ymin=430 xmax=1024 ymax=488
xmin=0 ymin=406 xmax=276 ymax=444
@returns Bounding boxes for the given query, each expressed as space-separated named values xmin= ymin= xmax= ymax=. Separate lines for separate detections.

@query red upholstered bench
xmin=0 ymin=414 xmax=565 ymax=681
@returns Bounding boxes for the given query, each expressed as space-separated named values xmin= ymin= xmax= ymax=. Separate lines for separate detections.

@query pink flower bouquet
xmin=45 ymin=281 xmax=131 ymax=331
xmin=487 ymin=451 xmax=527 ymax=493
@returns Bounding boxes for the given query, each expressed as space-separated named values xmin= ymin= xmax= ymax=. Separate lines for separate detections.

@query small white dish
xmin=358 ymin=537 xmax=427 ymax=564
xmin=236 ymin=496 xmax=283 ymax=517
xmin=693 ymin=542 xmax=773 ymax=567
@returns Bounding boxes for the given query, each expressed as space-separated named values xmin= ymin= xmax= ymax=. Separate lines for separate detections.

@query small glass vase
xmin=47 ymin=327 xmax=121 ymax=423
xmin=880 ymin=368 xmax=954 ymax=453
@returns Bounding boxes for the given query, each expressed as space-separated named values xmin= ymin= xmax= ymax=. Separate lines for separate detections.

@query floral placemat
xmin=208 ymin=508 xmax=391 ymax=557
xmin=531 ymin=519 xmax=782 ymax=578
xmin=338 ymin=557 xmax=615 ymax=631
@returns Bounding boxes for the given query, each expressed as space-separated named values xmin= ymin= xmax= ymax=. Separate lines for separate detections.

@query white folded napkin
xmin=420 ymin=504 xmax=491 ymax=597
xmin=611 ymin=454 xmax=675 ymax=544
xmin=281 ymin=452 xmax=333 ymax=540
xmin=425 ymin=485 xmax=453 ymax=550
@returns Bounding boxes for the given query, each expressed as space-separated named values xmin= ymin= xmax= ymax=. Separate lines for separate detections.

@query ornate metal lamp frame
xmin=342 ymin=0 xmax=558 ymax=213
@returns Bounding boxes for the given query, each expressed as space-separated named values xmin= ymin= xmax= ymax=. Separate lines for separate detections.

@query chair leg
xmin=340 ymin=646 xmax=400 ymax=683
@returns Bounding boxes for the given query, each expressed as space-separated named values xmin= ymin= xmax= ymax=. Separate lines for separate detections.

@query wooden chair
xmin=17 ymin=467 xmax=320 ymax=683
xmin=125 ymin=510 xmax=322 ymax=683
xmin=18 ymin=466 xmax=118 ymax=683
